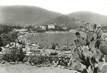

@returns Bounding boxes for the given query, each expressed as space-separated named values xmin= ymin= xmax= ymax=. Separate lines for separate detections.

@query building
xmin=14 ymin=28 xmax=27 ymax=32
xmin=39 ymin=25 xmax=46 ymax=30
xmin=47 ymin=24 xmax=55 ymax=30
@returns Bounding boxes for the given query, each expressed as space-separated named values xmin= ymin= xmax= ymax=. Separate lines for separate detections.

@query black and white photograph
xmin=0 ymin=0 xmax=107 ymax=73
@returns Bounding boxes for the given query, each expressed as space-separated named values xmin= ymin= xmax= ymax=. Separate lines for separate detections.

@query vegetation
xmin=0 ymin=25 xmax=23 ymax=47
xmin=0 ymin=23 xmax=107 ymax=73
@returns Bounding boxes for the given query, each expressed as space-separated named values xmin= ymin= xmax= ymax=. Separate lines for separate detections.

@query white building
xmin=47 ymin=24 xmax=55 ymax=29
xmin=14 ymin=29 xmax=27 ymax=32
xmin=40 ymin=25 xmax=46 ymax=30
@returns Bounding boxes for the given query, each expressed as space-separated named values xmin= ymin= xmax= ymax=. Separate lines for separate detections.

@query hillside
xmin=0 ymin=6 xmax=107 ymax=28
xmin=0 ymin=6 xmax=62 ymax=26
xmin=68 ymin=11 xmax=107 ymax=26
xmin=41 ymin=11 xmax=107 ymax=28
xmin=43 ymin=15 xmax=78 ymax=28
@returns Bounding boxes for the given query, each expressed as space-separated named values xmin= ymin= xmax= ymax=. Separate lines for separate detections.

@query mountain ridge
xmin=0 ymin=6 xmax=107 ymax=27
xmin=0 ymin=6 xmax=63 ymax=26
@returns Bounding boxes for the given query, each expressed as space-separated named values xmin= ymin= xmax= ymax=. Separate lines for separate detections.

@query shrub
xmin=2 ymin=47 xmax=25 ymax=63
xmin=28 ymin=54 xmax=59 ymax=66
xmin=28 ymin=55 xmax=49 ymax=66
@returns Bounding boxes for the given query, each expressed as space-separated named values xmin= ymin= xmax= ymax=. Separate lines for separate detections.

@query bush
xmin=2 ymin=47 xmax=26 ymax=63
xmin=0 ymin=31 xmax=18 ymax=47
xmin=28 ymin=55 xmax=49 ymax=65
xmin=27 ymin=54 xmax=59 ymax=66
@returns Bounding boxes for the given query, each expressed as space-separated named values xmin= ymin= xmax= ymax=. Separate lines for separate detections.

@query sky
xmin=0 ymin=0 xmax=107 ymax=15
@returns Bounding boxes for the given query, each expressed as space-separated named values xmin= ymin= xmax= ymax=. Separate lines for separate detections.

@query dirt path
xmin=0 ymin=64 xmax=79 ymax=73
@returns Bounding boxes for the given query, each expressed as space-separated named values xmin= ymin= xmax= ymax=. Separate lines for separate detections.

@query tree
xmin=0 ymin=31 xmax=18 ymax=47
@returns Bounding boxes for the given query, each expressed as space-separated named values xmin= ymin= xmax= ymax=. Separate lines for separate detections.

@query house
xmin=58 ymin=24 xmax=69 ymax=31
xmin=69 ymin=29 xmax=77 ymax=33
xmin=14 ymin=28 xmax=27 ymax=32
xmin=61 ymin=26 xmax=69 ymax=31
xmin=47 ymin=24 xmax=55 ymax=30
xmin=39 ymin=25 xmax=46 ymax=30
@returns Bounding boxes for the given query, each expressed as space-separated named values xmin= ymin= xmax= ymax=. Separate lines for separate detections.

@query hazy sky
xmin=0 ymin=0 xmax=107 ymax=15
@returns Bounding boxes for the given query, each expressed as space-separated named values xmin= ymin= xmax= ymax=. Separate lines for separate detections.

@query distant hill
xmin=41 ymin=11 xmax=107 ymax=29
xmin=43 ymin=15 xmax=78 ymax=28
xmin=0 ymin=6 xmax=107 ymax=28
xmin=0 ymin=6 xmax=62 ymax=26
xmin=68 ymin=11 xmax=107 ymax=26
